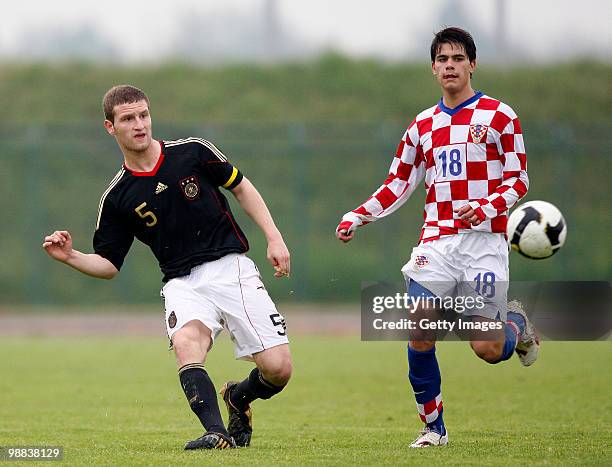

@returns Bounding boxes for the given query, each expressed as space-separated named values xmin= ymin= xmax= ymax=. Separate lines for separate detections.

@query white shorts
xmin=161 ymin=253 xmax=289 ymax=360
xmin=401 ymin=233 xmax=509 ymax=320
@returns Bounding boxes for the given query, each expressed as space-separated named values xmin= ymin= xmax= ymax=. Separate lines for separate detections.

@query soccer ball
xmin=507 ymin=200 xmax=567 ymax=259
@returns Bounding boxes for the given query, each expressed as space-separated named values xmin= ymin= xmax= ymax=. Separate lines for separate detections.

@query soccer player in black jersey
xmin=43 ymin=85 xmax=292 ymax=450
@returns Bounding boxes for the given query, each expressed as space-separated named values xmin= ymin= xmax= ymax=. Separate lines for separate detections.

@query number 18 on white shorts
xmin=401 ymin=233 xmax=509 ymax=321
xmin=161 ymin=253 xmax=289 ymax=360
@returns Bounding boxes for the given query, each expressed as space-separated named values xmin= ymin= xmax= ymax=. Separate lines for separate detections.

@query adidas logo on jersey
xmin=155 ymin=182 xmax=168 ymax=194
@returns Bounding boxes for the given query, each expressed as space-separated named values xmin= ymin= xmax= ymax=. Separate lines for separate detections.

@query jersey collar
xmin=124 ymin=141 xmax=165 ymax=177
xmin=438 ymin=91 xmax=483 ymax=116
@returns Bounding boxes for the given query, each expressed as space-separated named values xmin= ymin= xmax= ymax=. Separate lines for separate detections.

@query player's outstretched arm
xmin=336 ymin=120 xmax=426 ymax=243
xmin=230 ymin=178 xmax=290 ymax=278
xmin=42 ymin=230 xmax=118 ymax=280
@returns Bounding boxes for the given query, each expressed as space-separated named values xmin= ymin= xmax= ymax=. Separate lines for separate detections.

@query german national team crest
xmin=469 ymin=123 xmax=489 ymax=144
xmin=168 ymin=311 xmax=177 ymax=329
xmin=179 ymin=176 xmax=200 ymax=200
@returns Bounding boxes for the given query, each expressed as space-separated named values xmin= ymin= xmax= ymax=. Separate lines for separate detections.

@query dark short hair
xmin=430 ymin=27 xmax=476 ymax=63
xmin=102 ymin=85 xmax=149 ymax=122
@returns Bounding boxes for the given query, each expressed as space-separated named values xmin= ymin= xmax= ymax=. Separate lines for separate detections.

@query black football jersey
xmin=93 ymin=137 xmax=248 ymax=281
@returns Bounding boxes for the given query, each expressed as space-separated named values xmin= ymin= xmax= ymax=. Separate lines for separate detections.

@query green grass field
xmin=1 ymin=337 xmax=610 ymax=465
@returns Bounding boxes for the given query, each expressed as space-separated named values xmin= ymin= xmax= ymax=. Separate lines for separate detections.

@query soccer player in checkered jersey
xmin=43 ymin=85 xmax=292 ymax=450
xmin=336 ymin=28 xmax=539 ymax=447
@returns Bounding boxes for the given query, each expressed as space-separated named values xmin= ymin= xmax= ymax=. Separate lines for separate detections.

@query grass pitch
xmin=1 ymin=336 xmax=610 ymax=465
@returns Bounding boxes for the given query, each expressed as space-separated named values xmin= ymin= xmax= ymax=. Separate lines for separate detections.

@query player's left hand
xmin=267 ymin=238 xmax=290 ymax=278
xmin=454 ymin=205 xmax=483 ymax=226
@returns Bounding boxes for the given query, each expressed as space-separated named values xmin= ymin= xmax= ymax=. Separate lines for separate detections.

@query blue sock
xmin=494 ymin=311 xmax=527 ymax=363
xmin=507 ymin=311 xmax=526 ymax=335
xmin=407 ymin=346 xmax=445 ymax=435
xmin=497 ymin=322 xmax=518 ymax=362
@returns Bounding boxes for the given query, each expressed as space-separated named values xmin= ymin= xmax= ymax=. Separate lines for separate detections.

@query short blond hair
xmin=102 ymin=85 xmax=149 ymax=122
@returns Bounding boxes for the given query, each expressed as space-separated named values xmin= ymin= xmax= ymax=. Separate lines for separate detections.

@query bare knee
xmin=471 ymin=340 xmax=504 ymax=363
xmin=255 ymin=345 xmax=292 ymax=387
xmin=409 ymin=340 xmax=436 ymax=352
xmin=172 ymin=320 xmax=212 ymax=367
xmin=263 ymin=361 xmax=292 ymax=387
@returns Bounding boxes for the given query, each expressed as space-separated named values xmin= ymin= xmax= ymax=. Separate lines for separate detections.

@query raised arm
xmin=231 ymin=178 xmax=290 ymax=278
xmin=43 ymin=230 xmax=118 ymax=280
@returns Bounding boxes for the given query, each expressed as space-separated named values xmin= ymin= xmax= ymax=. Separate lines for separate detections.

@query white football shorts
xmin=161 ymin=253 xmax=289 ymax=360
xmin=401 ymin=232 xmax=509 ymax=320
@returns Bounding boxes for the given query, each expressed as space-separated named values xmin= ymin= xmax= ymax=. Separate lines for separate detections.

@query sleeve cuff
xmin=338 ymin=212 xmax=364 ymax=232
xmin=94 ymin=250 xmax=124 ymax=271
xmin=222 ymin=168 xmax=243 ymax=189
xmin=468 ymin=200 xmax=487 ymax=221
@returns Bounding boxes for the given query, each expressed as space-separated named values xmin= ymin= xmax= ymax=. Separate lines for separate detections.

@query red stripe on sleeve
xmin=375 ymin=186 xmax=399 ymax=210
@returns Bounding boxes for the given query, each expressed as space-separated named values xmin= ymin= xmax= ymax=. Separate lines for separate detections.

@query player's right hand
xmin=42 ymin=230 xmax=73 ymax=262
xmin=336 ymin=217 xmax=360 ymax=243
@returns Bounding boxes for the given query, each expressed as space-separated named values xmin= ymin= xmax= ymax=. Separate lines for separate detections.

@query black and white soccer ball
xmin=507 ymin=200 xmax=567 ymax=259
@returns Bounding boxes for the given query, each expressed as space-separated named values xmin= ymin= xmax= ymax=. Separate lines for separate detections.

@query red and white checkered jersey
xmin=341 ymin=92 xmax=528 ymax=243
